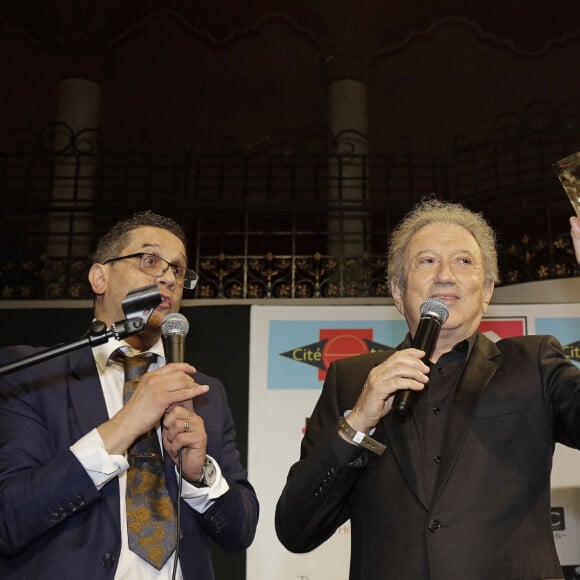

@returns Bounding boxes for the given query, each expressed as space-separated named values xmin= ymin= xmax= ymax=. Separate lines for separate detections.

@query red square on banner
xmin=318 ymin=329 xmax=373 ymax=381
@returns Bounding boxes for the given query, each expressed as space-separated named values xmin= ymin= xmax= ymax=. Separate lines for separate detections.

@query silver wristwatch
xmin=191 ymin=456 xmax=217 ymax=488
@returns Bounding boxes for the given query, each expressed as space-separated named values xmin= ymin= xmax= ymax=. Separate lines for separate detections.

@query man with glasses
xmin=0 ymin=211 xmax=259 ymax=579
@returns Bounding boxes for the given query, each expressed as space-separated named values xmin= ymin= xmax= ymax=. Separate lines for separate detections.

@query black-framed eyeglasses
xmin=102 ymin=252 xmax=199 ymax=289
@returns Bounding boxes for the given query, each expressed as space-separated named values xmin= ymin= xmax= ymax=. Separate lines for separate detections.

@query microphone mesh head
xmin=420 ymin=300 xmax=449 ymax=323
xmin=161 ymin=313 xmax=190 ymax=338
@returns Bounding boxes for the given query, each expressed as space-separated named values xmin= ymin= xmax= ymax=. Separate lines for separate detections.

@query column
xmin=321 ymin=14 xmax=374 ymax=260
xmin=47 ymin=77 xmax=102 ymax=258
xmin=327 ymin=77 xmax=370 ymax=258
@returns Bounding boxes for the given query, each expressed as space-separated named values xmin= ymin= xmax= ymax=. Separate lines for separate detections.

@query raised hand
xmin=346 ymin=348 xmax=430 ymax=434
xmin=98 ymin=363 xmax=208 ymax=456
xmin=571 ymin=216 xmax=580 ymax=264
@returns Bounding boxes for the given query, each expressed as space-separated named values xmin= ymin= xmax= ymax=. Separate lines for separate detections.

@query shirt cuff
xmin=178 ymin=455 xmax=230 ymax=513
xmin=70 ymin=428 xmax=129 ymax=490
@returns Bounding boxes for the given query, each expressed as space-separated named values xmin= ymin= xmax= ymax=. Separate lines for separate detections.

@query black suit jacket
xmin=0 ymin=345 xmax=258 ymax=579
xmin=276 ymin=332 xmax=580 ymax=580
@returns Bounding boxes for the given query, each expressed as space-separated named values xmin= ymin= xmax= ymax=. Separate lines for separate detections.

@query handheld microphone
xmin=160 ymin=312 xmax=190 ymax=580
xmin=392 ymin=299 xmax=449 ymax=419
xmin=161 ymin=313 xmax=190 ymax=363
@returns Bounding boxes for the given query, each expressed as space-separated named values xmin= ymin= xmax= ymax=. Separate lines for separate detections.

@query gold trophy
xmin=554 ymin=150 xmax=580 ymax=216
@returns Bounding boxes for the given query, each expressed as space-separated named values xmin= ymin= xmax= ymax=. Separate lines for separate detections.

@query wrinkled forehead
xmin=407 ymin=222 xmax=481 ymax=254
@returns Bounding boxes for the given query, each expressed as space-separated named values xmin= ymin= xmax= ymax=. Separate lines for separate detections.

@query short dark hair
xmin=92 ymin=210 xmax=188 ymax=264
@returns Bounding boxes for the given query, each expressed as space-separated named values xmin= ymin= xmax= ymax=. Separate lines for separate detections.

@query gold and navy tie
xmin=115 ymin=351 xmax=177 ymax=569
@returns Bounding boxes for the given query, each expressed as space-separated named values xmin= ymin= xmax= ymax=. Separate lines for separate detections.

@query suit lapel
xmin=431 ymin=333 xmax=501 ymax=504
xmin=68 ymin=348 xmax=110 ymax=431
xmin=67 ymin=347 xmax=121 ymax=533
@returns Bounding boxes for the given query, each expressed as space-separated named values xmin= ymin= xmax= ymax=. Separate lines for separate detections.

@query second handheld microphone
xmin=161 ymin=312 xmax=190 ymax=363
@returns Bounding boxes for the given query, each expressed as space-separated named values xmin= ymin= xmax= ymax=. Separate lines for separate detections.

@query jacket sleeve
xmin=189 ymin=374 xmax=259 ymax=552
xmin=274 ymin=360 xmax=369 ymax=553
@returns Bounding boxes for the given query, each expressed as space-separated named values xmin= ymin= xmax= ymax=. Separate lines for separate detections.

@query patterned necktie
xmin=115 ymin=351 xmax=178 ymax=570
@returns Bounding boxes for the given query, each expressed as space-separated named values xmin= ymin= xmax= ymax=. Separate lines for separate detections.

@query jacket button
xmin=427 ymin=519 xmax=441 ymax=533
xmin=101 ymin=553 xmax=116 ymax=568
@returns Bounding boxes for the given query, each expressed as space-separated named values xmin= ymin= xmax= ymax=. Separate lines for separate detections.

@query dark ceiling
xmin=1 ymin=0 xmax=579 ymax=57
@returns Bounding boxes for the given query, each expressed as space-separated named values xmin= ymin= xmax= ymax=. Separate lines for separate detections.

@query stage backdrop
xmin=247 ymin=303 xmax=580 ymax=580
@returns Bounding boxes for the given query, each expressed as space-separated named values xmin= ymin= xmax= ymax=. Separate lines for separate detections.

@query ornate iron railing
xmin=1 ymin=101 xmax=579 ymax=300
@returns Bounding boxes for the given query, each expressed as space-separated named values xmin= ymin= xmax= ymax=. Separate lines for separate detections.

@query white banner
xmin=247 ymin=303 xmax=580 ymax=580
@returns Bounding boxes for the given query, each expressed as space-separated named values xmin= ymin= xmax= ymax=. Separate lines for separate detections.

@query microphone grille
xmin=420 ymin=300 xmax=449 ymax=323
xmin=161 ymin=313 xmax=190 ymax=338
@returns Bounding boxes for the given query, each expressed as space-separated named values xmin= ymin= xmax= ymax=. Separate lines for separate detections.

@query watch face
xmin=192 ymin=458 xmax=217 ymax=488
xmin=203 ymin=459 xmax=217 ymax=486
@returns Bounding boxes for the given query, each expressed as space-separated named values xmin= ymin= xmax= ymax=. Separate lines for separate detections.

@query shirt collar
xmin=455 ymin=332 xmax=478 ymax=357
xmin=92 ymin=334 xmax=166 ymax=373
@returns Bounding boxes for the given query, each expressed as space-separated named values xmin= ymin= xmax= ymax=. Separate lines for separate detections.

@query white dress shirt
xmin=69 ymin=337 xmax=229 ymax=579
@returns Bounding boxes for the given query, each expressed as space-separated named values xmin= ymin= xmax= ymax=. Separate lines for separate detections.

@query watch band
xmin=338 ymin=416 xmax=387 ymax=456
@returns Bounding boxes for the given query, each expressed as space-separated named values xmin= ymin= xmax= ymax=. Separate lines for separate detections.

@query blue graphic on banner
xmin=267 ymin=319 xmax=408 ymax=390
xmin=536 ymin=318 xmax=580 ymax=368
